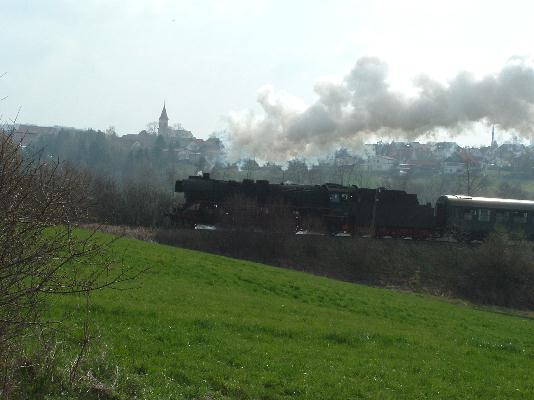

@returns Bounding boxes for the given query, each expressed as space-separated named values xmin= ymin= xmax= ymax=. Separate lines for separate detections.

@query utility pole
xmin=466 ymin=161 xmax=471 ymax=196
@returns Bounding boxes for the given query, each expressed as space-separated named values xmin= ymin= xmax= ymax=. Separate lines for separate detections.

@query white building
xmin=368 ymin=155 xmax=397 ymax=172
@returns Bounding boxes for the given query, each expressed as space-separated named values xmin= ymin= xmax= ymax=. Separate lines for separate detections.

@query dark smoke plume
xmin=227 ymin=57 xmax=534 ymax=161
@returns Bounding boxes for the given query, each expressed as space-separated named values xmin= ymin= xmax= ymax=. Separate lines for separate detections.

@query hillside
xmin=54 ymin=235 xmax=534 ymax=399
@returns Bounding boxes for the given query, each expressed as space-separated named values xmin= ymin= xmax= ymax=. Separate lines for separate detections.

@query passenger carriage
xmin=436 ymin=195 xmax=534 ymax=240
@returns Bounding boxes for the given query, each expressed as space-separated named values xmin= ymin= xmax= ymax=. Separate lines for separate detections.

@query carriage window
xmin=463 ymin=209 xmax=476 ymax=221
xmin=478 ymin=209 xmax=491 ymax=222
xmin=512 ymin=211 xmax=527 ymax=224
xmin=495 ymin=211 xmax=509 ymax=223
xmin=329 ymin=193 xmax=340 ymax=203
xmin=341 ymin=193 xmax=349 ymax=202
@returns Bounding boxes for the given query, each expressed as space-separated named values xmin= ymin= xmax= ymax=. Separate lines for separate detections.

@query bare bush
xmin=0 ymin=130 xmax=128 ymax=397
xmin=456 ymin=232 xmax=534 ymax=308
xmin=88 ymin=174 xmax=174 ymax=227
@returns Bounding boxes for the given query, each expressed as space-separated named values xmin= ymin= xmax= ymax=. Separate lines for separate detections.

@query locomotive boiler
xmin=172 ymin=174 xmax=435 ymax=238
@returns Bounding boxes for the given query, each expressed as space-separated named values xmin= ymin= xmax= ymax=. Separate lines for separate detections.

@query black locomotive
xmin=172 ymin=173 xmax=435 ymax=238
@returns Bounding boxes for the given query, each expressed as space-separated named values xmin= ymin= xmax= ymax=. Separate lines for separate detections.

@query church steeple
xmin=158 ymin=102 xmax=169 ymax=134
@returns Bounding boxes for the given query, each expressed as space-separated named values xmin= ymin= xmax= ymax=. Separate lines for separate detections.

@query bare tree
xmin=0 ymin=130 xmax=131 ymax=397
xmin=462 ymin=160 xmax=488 ymax=196
xmin=105 ymin=125 xmax=117 ymax=136
xmin=145 ymin=121 xmax=158 ymax=135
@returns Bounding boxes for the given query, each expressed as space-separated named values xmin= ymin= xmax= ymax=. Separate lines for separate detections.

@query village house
xmin=442 ymin=152 xmax=482 ymax=175
xmin=442 ymin=153 xmax=466 ymax=174
xmin=430 ymin=142 xmax=460 ymax=161
xmin=368 ymin=155 xmax=397 ymax=172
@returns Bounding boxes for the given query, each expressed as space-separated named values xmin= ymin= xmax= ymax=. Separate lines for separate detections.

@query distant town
xmin=10 ymin=103 xmax=534 ymax=181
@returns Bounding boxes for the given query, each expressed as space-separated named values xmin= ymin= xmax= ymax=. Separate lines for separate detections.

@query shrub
xmin=456 ymin=232 xmax=534 ymax=308
xmin=0 ymin=131 xmax=126 ymax=398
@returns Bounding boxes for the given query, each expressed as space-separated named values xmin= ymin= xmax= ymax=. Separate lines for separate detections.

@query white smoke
xmin=227 ymin=56 xmax=534 ymax=161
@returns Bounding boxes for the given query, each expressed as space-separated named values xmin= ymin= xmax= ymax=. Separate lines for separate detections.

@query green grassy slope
xmin=55 ymin=235 xmax=534 ymax=399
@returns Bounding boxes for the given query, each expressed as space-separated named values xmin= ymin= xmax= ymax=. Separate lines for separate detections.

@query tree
xmin=154 ymin=134 xmax=166 ymax=152
xmin=262 ymin=162 xmax=284 ymax=182
xmin=286 ymin=159 xmax=308 ymax=184
xmin=497 ymin=182 xmax=528 ymax=199
xmin=146 ymin=121 xmax=158 ymax=135
xmin=242 ymin=158 xmax=260 ymax=179
xmin=462 ymin=160 xmax=488 ymax=196
xmin=105 ymin=126 xmax=117 ymax=136
xmin=0 ymin=130 xmax=129 ymax=396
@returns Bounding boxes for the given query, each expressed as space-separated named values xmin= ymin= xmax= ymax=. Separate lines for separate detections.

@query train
xmin=171 ymin=173 xmax=534 ymax=240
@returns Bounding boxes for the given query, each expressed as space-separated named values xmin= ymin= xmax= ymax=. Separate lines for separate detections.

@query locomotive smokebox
xmin=175 ymin=180 xmax=184 ymax=193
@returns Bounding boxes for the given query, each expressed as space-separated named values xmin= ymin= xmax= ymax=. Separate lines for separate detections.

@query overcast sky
xmin=1 ymin=0 xmax=533 ymax=146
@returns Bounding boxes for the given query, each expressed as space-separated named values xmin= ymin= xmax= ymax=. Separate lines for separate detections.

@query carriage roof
xmin=438 ymin=195 xmax=534 ymax=211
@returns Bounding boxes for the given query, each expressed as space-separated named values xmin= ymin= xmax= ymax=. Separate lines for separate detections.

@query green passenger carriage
xmin=436 ymin=195 xmax=534 ymax=240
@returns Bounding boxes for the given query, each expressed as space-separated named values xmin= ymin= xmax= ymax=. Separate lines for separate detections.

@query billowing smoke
xmin=227 ymin=57 xmax=534 ymax=161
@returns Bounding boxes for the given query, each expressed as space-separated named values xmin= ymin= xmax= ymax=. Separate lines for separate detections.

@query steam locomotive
xmin=172 ymin=173 xmax=534 ymax=240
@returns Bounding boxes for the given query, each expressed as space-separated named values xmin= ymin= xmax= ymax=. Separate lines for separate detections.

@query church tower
xmin=491 ymin=125 xmax=497 ymax=148
xmin=158 ymin=102 xmax=169 ymax=134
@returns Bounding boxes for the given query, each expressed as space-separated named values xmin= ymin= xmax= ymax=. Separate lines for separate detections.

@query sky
xmin=1 ymin=0 xmax=533 ymax=149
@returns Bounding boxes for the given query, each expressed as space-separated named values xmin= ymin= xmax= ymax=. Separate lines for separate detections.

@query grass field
xmin=53 ymin=234 xmax=534 ymax=399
